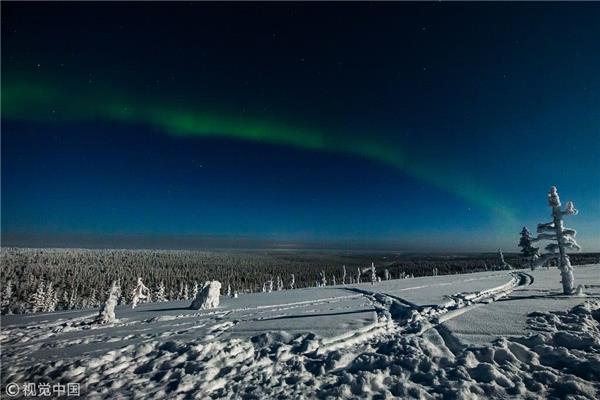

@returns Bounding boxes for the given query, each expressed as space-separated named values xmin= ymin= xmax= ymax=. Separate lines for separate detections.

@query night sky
xmin=2 ymin=2 xmax=599 ymax=251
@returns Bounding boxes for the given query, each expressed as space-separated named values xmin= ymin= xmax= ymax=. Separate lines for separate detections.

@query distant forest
xmin=1 ymin=248 xmax=598 ymax=315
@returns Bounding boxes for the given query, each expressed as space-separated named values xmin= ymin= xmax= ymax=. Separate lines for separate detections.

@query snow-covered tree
xmin=342 ymin=265 xmax=347 ymax=285
xmin=276 ymin=276 xmax=283 ymax=291
xmin=192 ymin=281 xmax=199 ymax=299
xmin=1 ymin=280 xmax=13 ymax=314
xmin=519 ymin=226 xmax=540 ymax=269
xmin=155 ymin=282 xmax=167 ymax=302
xmin=268 ymin=277 xmax=274 ymax=293
xmin=89 ymin=289 xmax=98 ymax=308
xmin=370 ymin=262 xmax=377 ymax=285
xmin=96 ymin=281 xmax=121 ymax=324
xmin=289 ymin=274 xmax=295 ymax=290
xmin=332 ymin=275 xmax=336 ymax=286
xmin=320 ymin=270 xmax=327 ymax=287
xmin=131 ymin=277 xmax=150 ymax=309
xmin=384 ymin=269 xmax=390 ymax=281
xmin=356 ymin=267 xmax=361 ymax=284
xmin=262 ymin=282 xmax=267 ymax=293
xmin=177 ymin=282 xmax=185 ymax=300
xmin=68 ymin=287 xmax=78 ymax=310
xmin=190 ymin=281 xmax=221 ymax=310
xmin=227 ymin=284 xmax=232 ymax=297
xmin=532 ymin=186 xmax=581 ymax=294
xmin=61 ymin=290 xmax=70 ymax=310
xmin=30 ymin=281 xmax=46 ymax=313
xmin=182 ymin=283 xmax=189 ymax=300
xmin=44 ymin=282 xmax=58 ymax=312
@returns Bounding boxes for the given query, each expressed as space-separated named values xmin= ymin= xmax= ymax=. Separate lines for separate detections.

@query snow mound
xmin=190 ymin=281 xmax=221 ymax=310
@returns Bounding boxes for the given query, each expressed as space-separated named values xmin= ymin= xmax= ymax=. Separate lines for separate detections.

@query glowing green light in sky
xmin=2 ymin=81 xmax=514 ymax=221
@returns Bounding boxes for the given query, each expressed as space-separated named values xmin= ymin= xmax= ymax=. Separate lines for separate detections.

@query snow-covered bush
xmin=96 ymin=281 xmax=121 ymax=324
xmin=190 ymin=281 xmax=221 ymax=310
xmin=533 ymin=186 xmax=582 ymax=294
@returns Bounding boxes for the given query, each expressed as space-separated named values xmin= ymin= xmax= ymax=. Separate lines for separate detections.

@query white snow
xmin=2 ymin=265 xmax=599 ymax=399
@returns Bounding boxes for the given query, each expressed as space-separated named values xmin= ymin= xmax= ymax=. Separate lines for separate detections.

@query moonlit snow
xmin=1 ymin=265 xmax=599 ymax=399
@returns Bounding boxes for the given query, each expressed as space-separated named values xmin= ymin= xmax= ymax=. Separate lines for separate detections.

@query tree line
xmin=1 ymin=247 xmax=598 ymax=314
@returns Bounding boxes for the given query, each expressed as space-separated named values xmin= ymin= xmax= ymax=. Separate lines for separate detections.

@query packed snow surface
xmin=1 ymin=265 xmax=599 ymax=399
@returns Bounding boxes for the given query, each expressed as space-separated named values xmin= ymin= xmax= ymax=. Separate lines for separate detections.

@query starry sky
xmin=2 ymin=2 xmax=599 ymax=251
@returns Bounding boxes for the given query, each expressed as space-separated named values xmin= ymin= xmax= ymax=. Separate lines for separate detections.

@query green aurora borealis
xmin=3 ymin=79 xmax=514 ymax=221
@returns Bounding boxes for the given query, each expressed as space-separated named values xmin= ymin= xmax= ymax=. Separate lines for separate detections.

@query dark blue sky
xmin=2 ymin=3 xmax=599 ymax=251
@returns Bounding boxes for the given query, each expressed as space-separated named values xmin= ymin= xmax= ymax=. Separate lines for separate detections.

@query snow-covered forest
xmin=3 ymin=247 xmax=598 ymax=315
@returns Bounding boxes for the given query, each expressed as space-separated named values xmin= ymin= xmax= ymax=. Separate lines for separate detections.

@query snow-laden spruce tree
xmin=370 ymin=263 xmax=377 ymax=285
xmin=262 ymin=282 xmax=267 ymax=293
xmin=177 ymin=282 xmax=185 ymax=300
xmin=356 ymin=267 xmax=361 ymax=284
xmin=277 ymin=276 xmax=283 ymax=291
xmin=332 ymin=275 xmax=336 ymax=286
xmin=320 ymin=270 xmax=327 ymax=287
xmin=342 ymin=265 xmax=347 ymax=285
xmin=384 ymin=269 xmax=390 ymax=281
xmin=89 ymin=289 xmax=98 ymax=307
xmin=96 ymin=281 xmax=121 ymax=324
xmin=1 ymin=280 xmax=13 ymax=314
xmin=533 ymin=186 xmax=581 ymax=294
xmin=67 ymin=287 xmax=78 ymax=310
xmin=519 ymin=227 xmax=540 ymax=269
xmin=268 ymin=277 xmax=274 ymax=293
xmin=289 ymin=274 xmax=295 ymax=290
xmin=155 ymin=282 xmax=167 ymax=302
xmin=131 ymin=277 xmax=150 ymax=309
xmin=192 ymin=281 xmax=199 ymax=299
xmin=30 ymin=281 xmax=46 ymax=313
xmin=190 ymin=281 xmax=221 ymax=310
xmin=44 ymin=282 xmax=58 ymax=312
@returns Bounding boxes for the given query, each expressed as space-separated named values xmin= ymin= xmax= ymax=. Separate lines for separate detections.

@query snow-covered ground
xmin=1 ymin=265 xmax=599 ymax=399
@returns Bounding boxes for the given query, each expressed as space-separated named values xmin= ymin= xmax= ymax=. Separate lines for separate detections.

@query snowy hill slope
xmin=1 ymin=265 xmax=599 ymax=399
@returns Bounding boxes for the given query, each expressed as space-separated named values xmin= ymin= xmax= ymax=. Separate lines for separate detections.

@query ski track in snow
xmin=2 ymin=267 xmax=599 ymax=399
